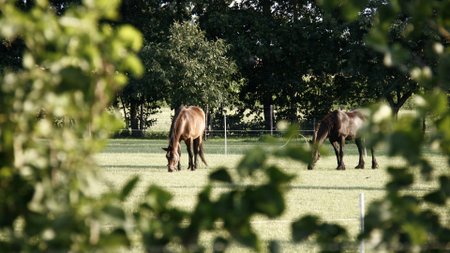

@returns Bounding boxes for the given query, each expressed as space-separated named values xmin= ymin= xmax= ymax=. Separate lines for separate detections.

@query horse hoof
xmin=355 ymin=165 xmax=364 ymax=169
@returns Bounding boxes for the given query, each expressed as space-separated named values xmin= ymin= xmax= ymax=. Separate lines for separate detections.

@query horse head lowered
xmin=163 ymin=106 xmax=207 ymax=172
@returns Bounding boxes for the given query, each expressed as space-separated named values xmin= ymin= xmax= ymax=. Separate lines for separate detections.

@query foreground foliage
xmin=292 ymin=0 xmax=450 ymax=252
xmin=1 ymin=0 xmax=449 ymax=253
xmin=0 ymin=0 xmax=143 ymax=251
xmin=0 ymin=1 xmax=293 ymax=252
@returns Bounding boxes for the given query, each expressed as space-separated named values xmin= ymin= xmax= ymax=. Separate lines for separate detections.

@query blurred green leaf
xmin=58 ymin=66 xmax=90 ymax=92
xmin=122 ymin=55 xmax=143 ymax=77
xmin=318 ymin=223 xmax=348 ymax=241
xmin=274 ymin=145 xmax=311 ymax=163
xmin=402 ymin=223 xmax=428 ymax=245
xmin=98 ymin=228 xmax=130 ymax=248
xmin=318 ymin=0 xmax=368 ymax=21
xmin=423 ymin=191 xmax=446 ymax=205
xmin=209 ymin=167 xmax=233 ymax=183
xmin=249 ymin=185 xmax=285 ymax=217
xmin=236 ymin=147 xmax=266 ymax=177
xmin=102 ymin=205 xmax=126 ymax=221
xmin=213 ymin=236 xmax=229 ymax=253
xmin=424 ymin=90 xmax=448 ymax=116
xmin=438 ymin=53 xmax=450 ymax=90
xmin=389 ymin=116 xmax=423 ymax=161
xmin=268 ymin=240 xmax=280 ymax=253
xmin=266 ymin=166 xmax=295 ymax=185
xmin=117 ymin=25 xmax=143 ymax=52
xmin=440 ymin=176 xmax=450 ymax=195
xmin=145 ymin=185 xmax=173 ymax=211
xmin=291 ymin=215 xmax=321 ymax=242
xmin=386 ymin=167 xmax=414 ymax=190
xmin=231 ymin=222 xmax=259 ymax=250
xmin=119 ymin=176 xmax=139 ymax=201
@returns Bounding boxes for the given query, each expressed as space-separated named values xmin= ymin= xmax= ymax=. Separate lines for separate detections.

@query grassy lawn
xmin=95 ymin=138 xmax=448 ymax=252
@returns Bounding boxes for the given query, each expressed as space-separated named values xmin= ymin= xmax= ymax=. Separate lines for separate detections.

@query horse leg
xmin=331 ymin=141 xmax=342 ymax=170
xmin=186 ymin=139 xmax=194 ymax=171
xmin=337 ymin=137 xmax=346 ymax=170
xmin=355 ymin=138 xmax=365 ymax=169
xmin=177 ymin=145 xmax=182 ymax=171
xmin=371 ymin=147 xmax=379 ymax=169
xmin=193 ymin=138 xmax=200 ymax=170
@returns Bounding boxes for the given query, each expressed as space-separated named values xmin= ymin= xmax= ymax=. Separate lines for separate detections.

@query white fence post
xmin=224 ymin=112 xmax=227 ymax=156
xmin=270 ymin=104 xmax=273 ymax=136
xmin=359 ymin=192 xmax=365 ymax=253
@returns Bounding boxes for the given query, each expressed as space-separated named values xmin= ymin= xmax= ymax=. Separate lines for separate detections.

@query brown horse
xmin=162 ymin=106 xmax=207 ymax=172
xmin=307 ymin=110 xmax=378 ymax=170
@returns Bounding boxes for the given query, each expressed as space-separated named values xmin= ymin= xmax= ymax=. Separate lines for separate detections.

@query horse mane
xmin=169 ymin=105 xmax=185 ymax=144
xmin=316 ymin=111 xmax=337 ymax=139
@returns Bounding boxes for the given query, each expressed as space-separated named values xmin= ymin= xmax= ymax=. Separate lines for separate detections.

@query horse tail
xmin=199 ymin=141 xmax=208 ymax=166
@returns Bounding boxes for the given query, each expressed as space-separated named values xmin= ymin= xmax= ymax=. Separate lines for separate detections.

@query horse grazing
xmin=162 ymin=106 xmax=207 ymax=172
xmin=307 ymin=110 xmax=378 ymax=170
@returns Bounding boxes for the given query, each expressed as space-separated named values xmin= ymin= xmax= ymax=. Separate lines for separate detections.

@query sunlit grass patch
xmin=96 ymin=138 xmax=448 ymax=252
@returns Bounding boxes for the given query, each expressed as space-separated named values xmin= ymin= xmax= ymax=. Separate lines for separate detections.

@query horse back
xmin=175 ymin=106 xmax=206 ymax=140
xmin=324 ymin=110 xmax=364 ymax=140
xmin=344 ymin=110 xmax=365 ymax=139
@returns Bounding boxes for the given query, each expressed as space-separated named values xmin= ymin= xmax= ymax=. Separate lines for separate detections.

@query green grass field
xmin=95 ymin=138 xmax=448 ymax=252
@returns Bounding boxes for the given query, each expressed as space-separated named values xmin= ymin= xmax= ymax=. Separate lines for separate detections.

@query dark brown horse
xmin=307 ymin=110 xmax=378 ymax=170
xmin=162 ymin=106 xmax=207 ymax=172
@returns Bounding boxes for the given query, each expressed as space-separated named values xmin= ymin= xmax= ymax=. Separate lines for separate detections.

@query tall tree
xmin=163 ymin=22 xmax=241 ymax=110
xmin=195 ymin=0 xmax=367 ymax=128
xmin=115 ymin=0 xmax=193 ymax=133
xmin=338 ymin=3 xmax=423 ymax=117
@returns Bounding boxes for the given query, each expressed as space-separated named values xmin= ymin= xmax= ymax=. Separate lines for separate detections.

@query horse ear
xmin=162 ymin=147 xmax=169 ymax=152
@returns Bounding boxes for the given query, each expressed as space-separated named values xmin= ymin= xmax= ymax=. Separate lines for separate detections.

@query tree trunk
xmin=289 ymin=102 xmax=298 ymax=124
xmin=292 ymin=0 xmax=299 ymax=21
xmin=119 ymin=96 xmax=129 ymax=129
xmin=261 ymin=0 xmax=271 ymax=15
xmin=386 ymin=89 xmax=413 ymax=120
xmin=139 ymin=102 xmax=145 ymax=130
xmin=422 ymin=116 xmax=426 ymax=136
xmin=130 ymin=100 xmax=140 ymax=137
xmin=263 ymin=96 xmax=274 ymax=131
xmin=204 ymin=104 xmax=209 ymax=140
xmin=392 ymin=105 xmax=400 ymax=119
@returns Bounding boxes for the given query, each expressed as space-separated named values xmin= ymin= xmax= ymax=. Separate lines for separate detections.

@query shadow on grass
xmin=139 ymin=184 xmax=437 ymax=192
xmin=289 ymin=185 xmax=436 ymax=192
xmin=289 ymin=185 xmax=384 ymax=191
xmin=101 ymin=165 xmax=164 ymax=171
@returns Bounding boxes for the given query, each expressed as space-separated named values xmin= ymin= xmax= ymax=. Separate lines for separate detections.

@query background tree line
xmin=1 ymin=0 xmax=431 ymax=135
